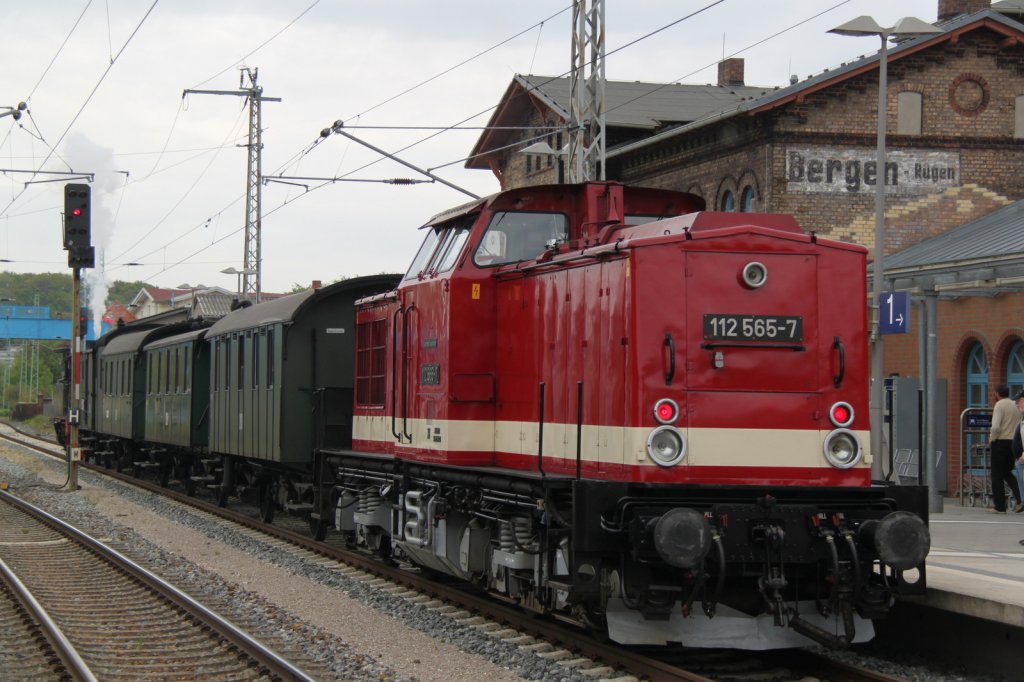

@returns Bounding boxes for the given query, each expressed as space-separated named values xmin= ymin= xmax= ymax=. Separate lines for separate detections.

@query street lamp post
xmin=829 ymin=16 xmax=940 ymax=482
xmin=221 ymin=267 xmax=258 ymax=300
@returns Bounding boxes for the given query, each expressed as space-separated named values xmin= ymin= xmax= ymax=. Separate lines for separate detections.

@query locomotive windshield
xmin=473 ymin=211 xmax=568 ymax=267
xmin=404 ymin=215 xmax=474 ymax=280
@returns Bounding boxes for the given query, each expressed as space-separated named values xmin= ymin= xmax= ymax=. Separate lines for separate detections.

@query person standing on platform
xmin=988 ymin=385 xmax=1024 ymax=513
xmin=1013 ymin=390 xmax=1024 ymax=506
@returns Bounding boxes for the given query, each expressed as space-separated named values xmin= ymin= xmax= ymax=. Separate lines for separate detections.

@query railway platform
xmin=917 ymin=497 xmax=1024 ymax=627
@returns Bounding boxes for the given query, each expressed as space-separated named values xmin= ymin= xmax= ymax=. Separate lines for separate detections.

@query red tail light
xmin=654 ymin=398 xmax=679 ymax=425
xmin=829 ymin=401 xmax=854 ymax=427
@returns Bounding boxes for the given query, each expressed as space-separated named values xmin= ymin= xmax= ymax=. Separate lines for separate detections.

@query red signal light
xmin=72 ymin=208 xmax=82 ymax=216
xmin=829 ymin=401 xmax=854 ymax=427
xmin=653 ymin=398 xmax=680 ymax=425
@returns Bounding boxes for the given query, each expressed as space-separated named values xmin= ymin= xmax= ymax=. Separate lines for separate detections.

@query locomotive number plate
xmin=703 ymin=314 xmax=803 ymax=342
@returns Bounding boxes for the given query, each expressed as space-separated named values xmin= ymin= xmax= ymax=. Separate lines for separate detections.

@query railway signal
xmin=64 ymin=183 xmax=94 ymax=269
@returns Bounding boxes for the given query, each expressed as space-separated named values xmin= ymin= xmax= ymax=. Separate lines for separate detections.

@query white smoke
xmin=65 ymin=133 xmax=121 ymax=337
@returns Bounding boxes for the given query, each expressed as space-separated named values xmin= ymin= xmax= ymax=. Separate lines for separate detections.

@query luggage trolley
xmin=959 ymin=408 xmax=992 ymax=507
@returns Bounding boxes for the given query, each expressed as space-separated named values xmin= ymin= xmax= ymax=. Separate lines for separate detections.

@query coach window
xmin=224 ymin=338 xmax=231 ymax=391
xmin=253 ymin=332 xmax=260 ymax=390
xmin=897 ymin=92 xmax=922 ymax=135
xmin=267 ymin=329 xmax=275 ymax=388
xmin=474 ymin=211 xmax=568 ymax=266
xmin=238 ymin=334 xmax=246 ymax=390
xmin=183 ymin=347 xmax=191 ymax=393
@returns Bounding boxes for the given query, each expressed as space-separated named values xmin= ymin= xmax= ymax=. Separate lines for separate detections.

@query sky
xmin=0 ymin=0 xmax=942 ymax=314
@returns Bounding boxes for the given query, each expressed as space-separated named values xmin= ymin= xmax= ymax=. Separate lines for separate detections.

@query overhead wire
xmin=189 ymin=0 xmax=322 ymax=90
xmin=112 ymin=1 xmax=850 ymax=283
xmin=125 ymin=1 xmax=739 ymax=281
xmin=0 ymin=0 xmax=159 ymax=221
xmin=0 ymin=1 xmax=93 ymax=153
xmin=112 ymin=6 xmax=572 ymax=276
xmin=110 ymin=103 xmax=248 ymax=262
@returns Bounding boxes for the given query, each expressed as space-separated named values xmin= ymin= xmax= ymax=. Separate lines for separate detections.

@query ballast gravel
xmin=0 ymin=436 xmax=1005 ymax=682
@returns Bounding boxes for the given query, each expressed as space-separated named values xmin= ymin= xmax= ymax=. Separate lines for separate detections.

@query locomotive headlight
xmin=741 ymin=261 xmax=768 ymax=289
xmin=823 ymin=428 xmax=863 ymax=469
xmin=647 ymin=426 xmax=686 ymax=467
xmin=829 ymin=401 xmax=855 ymax=428
xmin=653 ymin=398 xmax=680 ymax=425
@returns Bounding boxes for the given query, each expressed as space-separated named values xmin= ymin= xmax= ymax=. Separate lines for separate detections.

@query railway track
xmin=2 ymin=423 xmax=907 ymax=682
xmin=0 ymin=483 xmax=316 ymax=681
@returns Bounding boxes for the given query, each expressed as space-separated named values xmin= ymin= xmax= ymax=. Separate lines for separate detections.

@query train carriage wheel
xmin=258 ymin=481 xmax=276 ymax=524
xmin=157 ymin=460 xmax=171 ymax=488
xmin=309 ymin=515 xmax=327 ymax=541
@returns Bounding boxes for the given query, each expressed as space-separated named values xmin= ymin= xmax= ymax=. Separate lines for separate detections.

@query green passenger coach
xmin=205 ymin=275 xmax=400 ymax=472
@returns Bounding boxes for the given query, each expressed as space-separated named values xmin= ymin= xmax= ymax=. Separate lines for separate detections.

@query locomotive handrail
xmin=402 ymin=304 xmax=416 ymax=442
xmin=391 ymin=306 xmax=402 ymax=441
xmin=833 ymin=336 xmax=845 ymax=388
xmin=700 ymin=342 xmax=805 ymax=351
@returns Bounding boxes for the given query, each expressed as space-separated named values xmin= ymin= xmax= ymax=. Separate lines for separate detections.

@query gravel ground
xmin=0 ymin=437 xmax=1008 ymax=682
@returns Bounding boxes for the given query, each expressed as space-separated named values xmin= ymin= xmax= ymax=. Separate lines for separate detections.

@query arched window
xmin=965 ymin=343 xmax=988 ymax=408
xmin=740 ymin=186 xmax=756 ymax=212
xmin=720 ymin=191 xmax=735 ymax=212
xmin=1008 ymin=340 xmax=1024 ymax=397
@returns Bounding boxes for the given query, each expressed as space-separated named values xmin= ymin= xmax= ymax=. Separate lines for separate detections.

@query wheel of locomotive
xmin=216 ymin=484 xmax=230 ymax=508
xmin=308 ymin=514 xmax=328 ymax=541
xmin=184 ymin=475 xmax=196 ymax=497
xmin=258 ymin=481 xmax=276 ymax=524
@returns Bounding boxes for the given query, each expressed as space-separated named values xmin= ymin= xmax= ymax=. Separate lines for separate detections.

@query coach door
xmin=314 ymin=322 xmax=357 ymax=450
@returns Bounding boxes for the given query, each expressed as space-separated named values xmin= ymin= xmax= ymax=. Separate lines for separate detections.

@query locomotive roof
xmin=206 ymin=274 xmax=400 ymax=337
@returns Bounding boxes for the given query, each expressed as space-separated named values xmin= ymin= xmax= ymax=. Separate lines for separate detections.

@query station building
xmin=467 ymin=0 xmax=1024 ymax=497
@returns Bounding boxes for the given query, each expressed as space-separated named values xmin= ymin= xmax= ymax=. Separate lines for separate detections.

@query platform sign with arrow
xmin=879 ymin=291 xmax=911 ymax=334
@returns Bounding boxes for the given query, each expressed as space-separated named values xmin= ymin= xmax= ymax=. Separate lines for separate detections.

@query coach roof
xmin=206 ymin=274 xmax=400 ymax=337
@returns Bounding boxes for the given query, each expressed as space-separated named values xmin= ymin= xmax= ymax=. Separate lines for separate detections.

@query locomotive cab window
xmin=404 ymin=228 xmax=441 ymax=280
xmin=405 ymin=215 xmax=475 ymax=280
xmin=473 ymin=211 xmax=568 ymax=266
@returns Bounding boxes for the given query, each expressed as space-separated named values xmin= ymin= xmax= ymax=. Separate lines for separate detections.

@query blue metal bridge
xmin=0 ymin=305 xmax=110 ymax=341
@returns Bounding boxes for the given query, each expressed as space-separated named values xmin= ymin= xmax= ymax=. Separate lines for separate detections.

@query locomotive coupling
xmin=651 ymin=507 xmax=713 ymax=569
xmin=858 ymin=511 xmax=931 ymax=570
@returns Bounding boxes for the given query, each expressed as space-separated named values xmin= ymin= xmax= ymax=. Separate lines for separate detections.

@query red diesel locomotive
xmin=313 ymin=181 xmax=930 ymax=649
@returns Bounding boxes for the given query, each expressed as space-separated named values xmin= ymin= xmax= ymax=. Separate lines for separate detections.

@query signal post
xmin=63 ymin=184 xmax=93 ymax=491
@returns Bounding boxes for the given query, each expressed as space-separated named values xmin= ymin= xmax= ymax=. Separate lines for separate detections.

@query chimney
xmin=312 ymin=280 xmax=322 ymax=290
xmin=717 ymin=58 xmax=745 ymax=87
xmin=937 ymin=0 xmax=990 ymax=21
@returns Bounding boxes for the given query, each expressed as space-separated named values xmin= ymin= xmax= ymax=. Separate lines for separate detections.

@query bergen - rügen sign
xmin=786 ymin=147 xmax=959 ymax=195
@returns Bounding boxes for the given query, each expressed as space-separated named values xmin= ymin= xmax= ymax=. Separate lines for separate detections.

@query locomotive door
xmin=684 ymin=248 xmax=819 ymax=469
